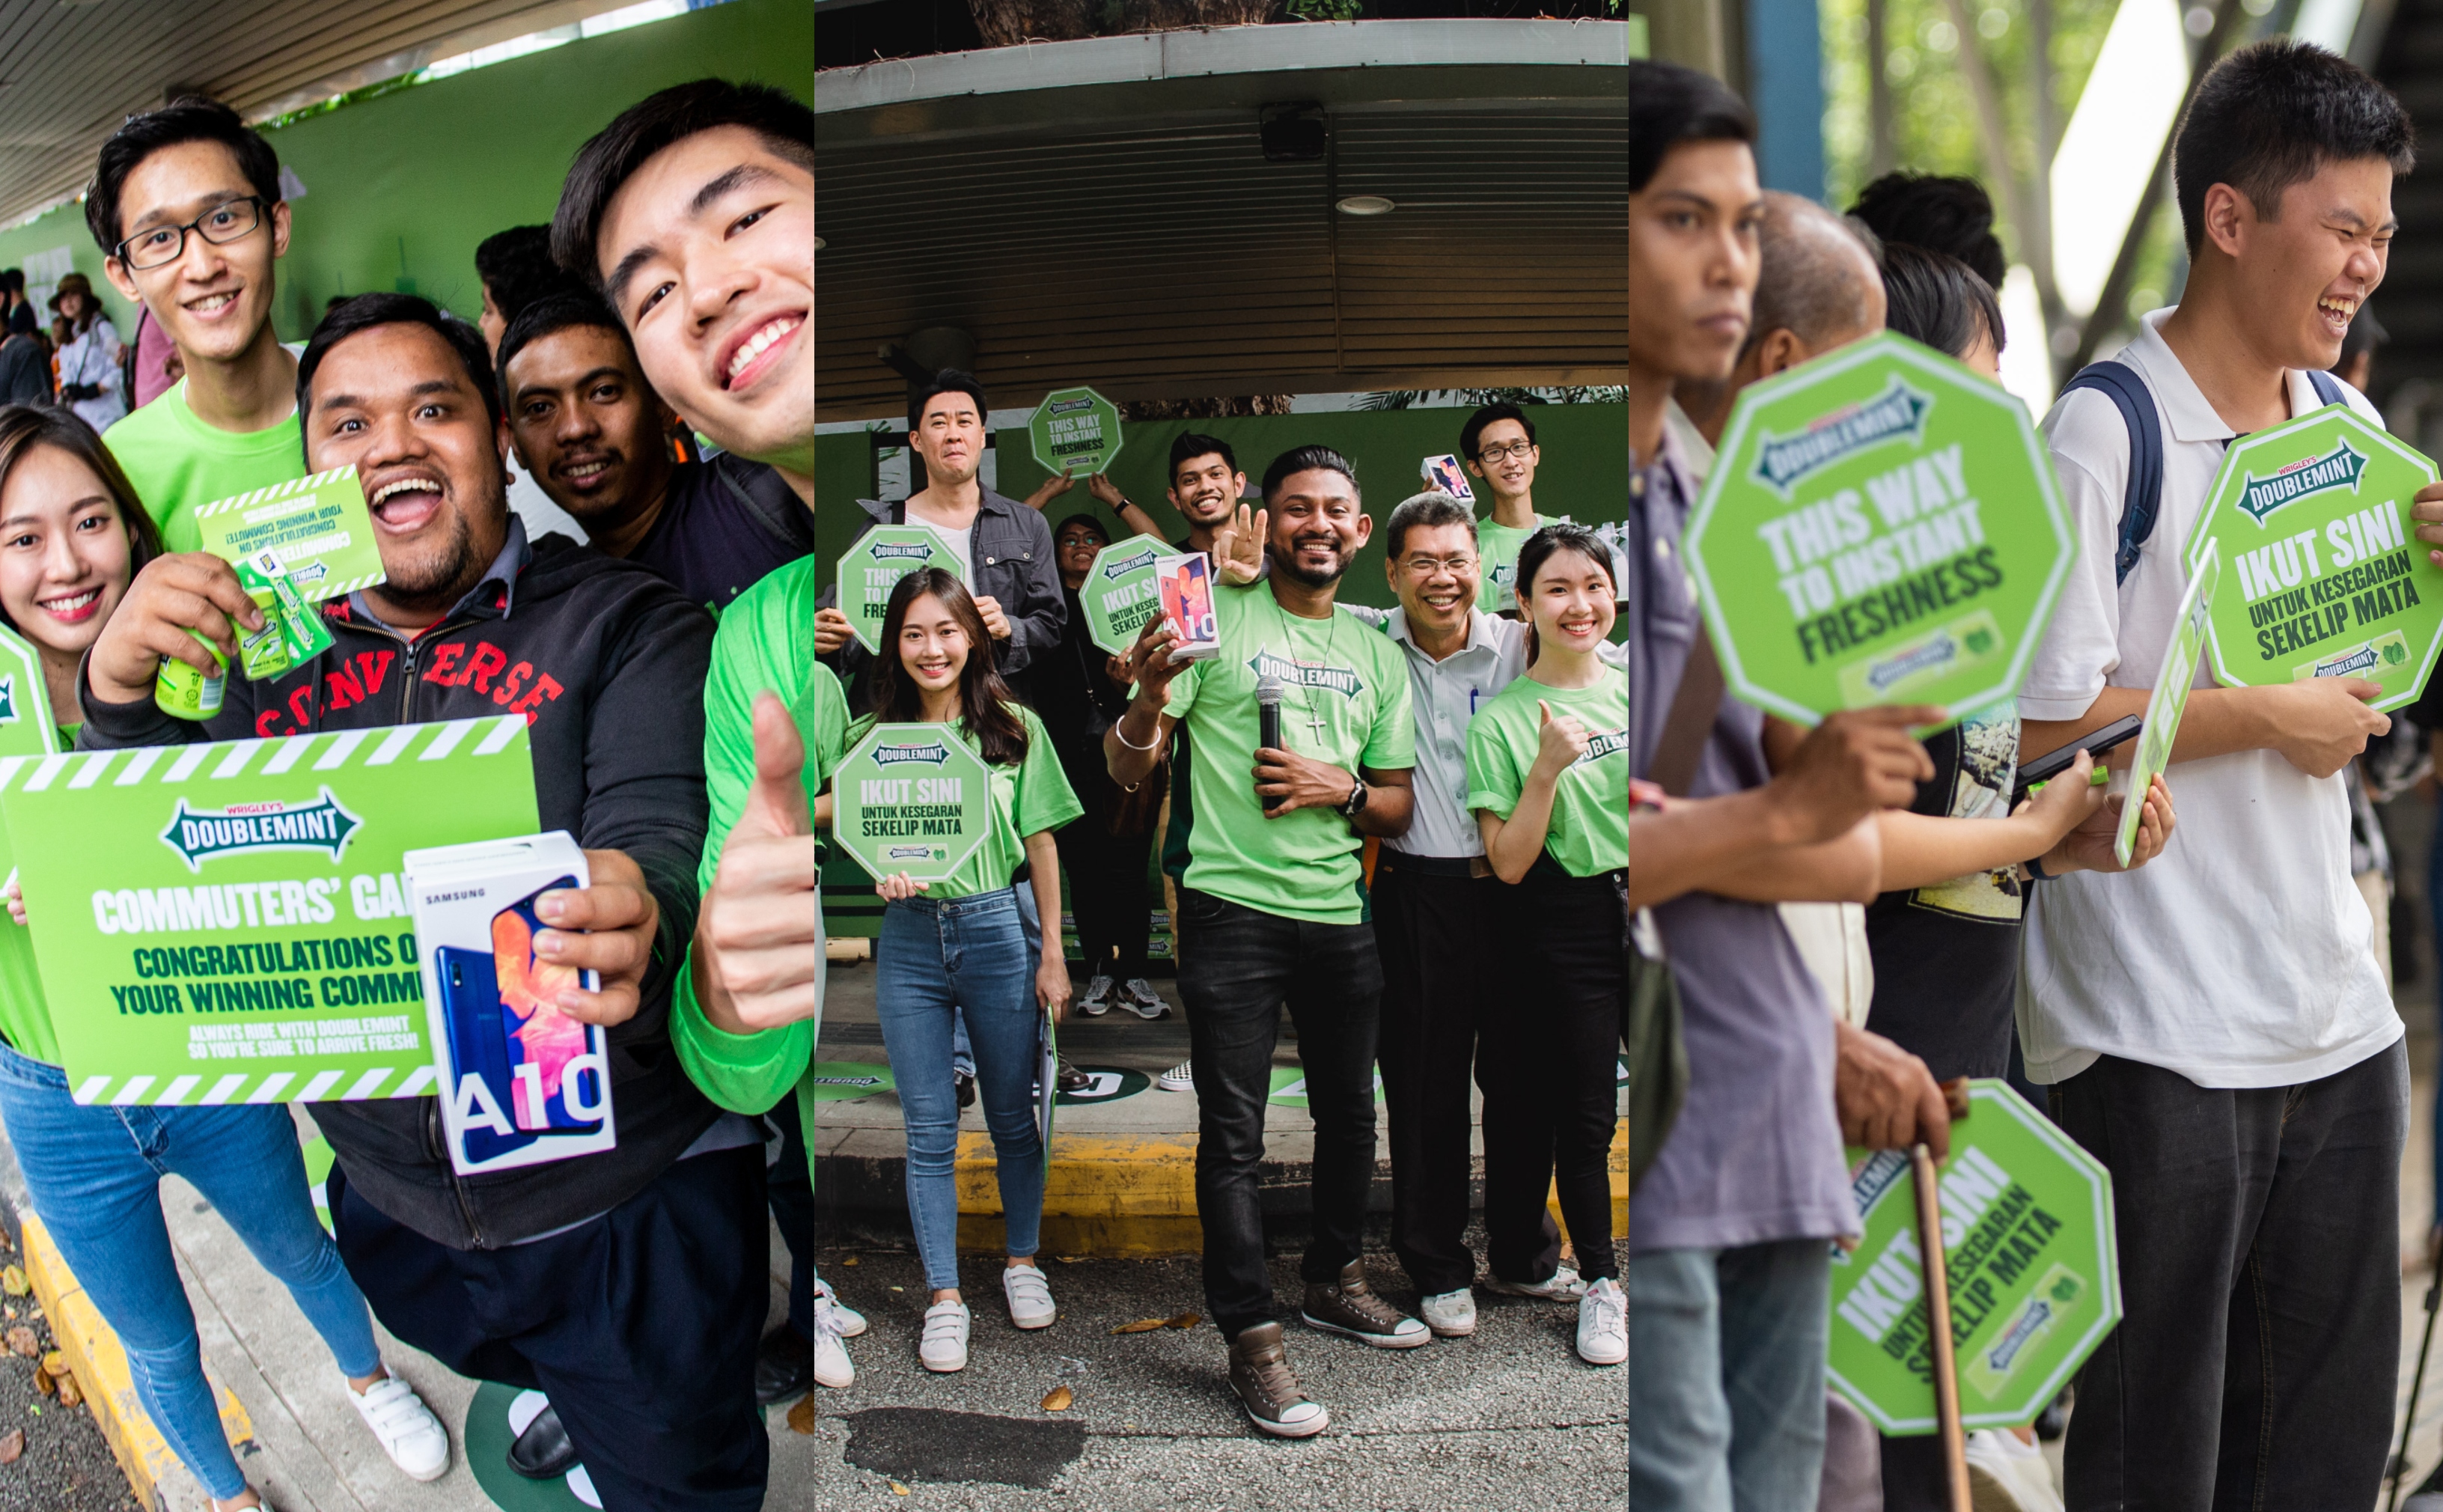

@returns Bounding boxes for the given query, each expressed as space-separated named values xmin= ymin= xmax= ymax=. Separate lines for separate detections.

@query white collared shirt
xmin=2017 ymin=306 xmax=2398 ymax=1088
xmin=1380 ymin=606 xmax=1526 ymax=858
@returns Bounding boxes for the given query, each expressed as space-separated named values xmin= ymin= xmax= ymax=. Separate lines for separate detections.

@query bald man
xmin=1680 ymin=191 xmax=1887 ymax=447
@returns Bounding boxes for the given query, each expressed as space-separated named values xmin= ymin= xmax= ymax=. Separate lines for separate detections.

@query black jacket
xmin=79 ymin=523 xmax=717 ymax=1250
xmin=820 ymin=489 xmax=1064 ymax=708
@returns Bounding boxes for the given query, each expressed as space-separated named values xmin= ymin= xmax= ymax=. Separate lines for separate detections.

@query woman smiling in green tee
xmin=1463 ymin=523 xmax=1632 ymax=1369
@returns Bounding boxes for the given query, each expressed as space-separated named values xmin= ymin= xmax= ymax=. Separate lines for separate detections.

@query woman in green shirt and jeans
xmin=853 ymin=569 xmax=1081 ymax=1375
xmin=1466 ymin=525 xmax=1633 ymax=1371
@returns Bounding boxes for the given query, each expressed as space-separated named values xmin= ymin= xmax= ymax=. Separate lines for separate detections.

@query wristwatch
xmin=1339 ymin=779 xmax=1368 ymax=820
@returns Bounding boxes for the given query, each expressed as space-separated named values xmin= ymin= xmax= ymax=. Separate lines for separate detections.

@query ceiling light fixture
xmin=1335 ymin=195 xmax=1394 ymax=217
xmin=814 ymin=235 xmax=826 ymax=251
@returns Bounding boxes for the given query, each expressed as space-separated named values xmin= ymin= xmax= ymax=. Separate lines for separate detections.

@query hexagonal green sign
xmin=2180 ymin=401 xmax=2442 ymax=712
xmin=0 ymin=624 xmax=58 ymax=756
xmin=829 ymin=722 xmax=995 ymax=883
xmin=1080 ymin=534 xmax=1192 ymax=656
xmin=1827 ymin=1079 xmax=2120 ymax=1435
xmin=1683 ymin=332 xmax=2076 ymax=727
xmin=1030 ymin=386 xmax=1124 ymax=478
xmin=836 ymin=524 xmax=966 ymax=654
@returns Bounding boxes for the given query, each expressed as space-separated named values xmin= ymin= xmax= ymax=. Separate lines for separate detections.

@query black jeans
xmin=2051 ymin=1040 xmax=2407 ymax=1511
xmin=1487 ymin=868 xmax=1626 ymax=1283
xmin=331 ymin=1145 xmax=769 ymax=1512
xmin=1373 ymin=855 xmax=1558 ymax=1295
xmin=1052 ymin=791 xmax=1153 ymax=976
xmin=1175 ymin=886 xmax=1384 ymax=1340
xmin=766 ymin=1097 xmax=814 ymax=1339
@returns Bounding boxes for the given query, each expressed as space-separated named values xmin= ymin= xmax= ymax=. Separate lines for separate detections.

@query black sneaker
xmin=955 ymin=1069 xmax=975 ymax=1109
xmin=753 ymin=1325 xmax=814 ymax=1406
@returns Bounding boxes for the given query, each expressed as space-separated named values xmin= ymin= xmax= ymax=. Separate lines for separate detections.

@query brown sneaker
xmin=1299 ymin=1260 xmax=1431 ymax=1349
xmin=1227 ymin=1322 xmax=1329 ymax=1438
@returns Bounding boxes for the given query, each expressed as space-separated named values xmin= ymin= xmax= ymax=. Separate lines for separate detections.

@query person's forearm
xmin=1873 ymin=810 xmax=2054 ymax=893
xmin=1104 ymin=698 xmax=1165 ymax=788
xmin=1625 ymin=787 xmax=1812 ymax=909
xmin=1350 ymin=781 xmax=1412 ymax=838
xmin=1119 ymin=500 xmax=1162 ymax=540
xmin=2022 ymin=684 xmax=2271 ymax=769
xmin=1025 ymin=833 xmax=1064 ymax=960
xmin=1702 ymin=816 xmax=1882 ymax=904
xmin=1483 ymin=771 xmax=1564 ymax=883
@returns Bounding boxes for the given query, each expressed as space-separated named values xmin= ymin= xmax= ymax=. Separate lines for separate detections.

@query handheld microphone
xmin=1255 ymin=674 xmax=1284 ymax=811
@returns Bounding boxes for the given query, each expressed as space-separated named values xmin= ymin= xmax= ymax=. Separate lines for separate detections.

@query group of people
xmin=1632 ymin=37 xmax=2426 ymax=1512
xmin=0 ymin=78 xmax=816 ymax=1512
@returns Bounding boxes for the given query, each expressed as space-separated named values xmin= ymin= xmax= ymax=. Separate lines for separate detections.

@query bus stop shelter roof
xmin=0 ymin=0 xmax=654 ymax=231
xmin=815 ymin=19 xmax=1632 ymax=421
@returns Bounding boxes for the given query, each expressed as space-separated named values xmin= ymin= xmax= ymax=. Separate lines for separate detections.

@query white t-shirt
xmin=2016 ymin=307 xmax=2400 ymax=1088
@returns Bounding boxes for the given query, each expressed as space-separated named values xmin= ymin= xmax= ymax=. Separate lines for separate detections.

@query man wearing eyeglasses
xmin=89 ymin=97 xmax=305 ymax=552
xmin=1457 ymin=403 xmax=1555 ymax=615
xmin=1366 ymin=491 xmax=1629 ymax=1341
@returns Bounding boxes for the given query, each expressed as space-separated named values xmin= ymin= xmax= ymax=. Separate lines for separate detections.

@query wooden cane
xmin=1915 ymin=1138 xmax=1971 ymax=1512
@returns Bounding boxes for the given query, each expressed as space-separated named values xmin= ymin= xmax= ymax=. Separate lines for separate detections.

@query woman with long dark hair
xmin=853 ymin=567 xmax=1080 ymax=1373
xmin=1465 ymin=523 xmax=1632 ymax=1368
xmin=0 ymin=407 xmax=449 ymax=1509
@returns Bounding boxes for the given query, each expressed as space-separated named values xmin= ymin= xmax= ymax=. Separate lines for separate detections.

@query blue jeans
xmin=0 ymin=1041 xmax=380 ymax=1500
xmin=876 ymin=885 xmax=1045 ymax=1293
xmin=1627 ymin=1239 xmax=1831 ymax=1512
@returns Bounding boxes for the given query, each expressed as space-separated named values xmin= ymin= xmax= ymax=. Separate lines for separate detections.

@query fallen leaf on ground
xmin=0 ymin=1428 xmax=25 ymax=1463
xmin=1040 ymin=1386 xmax=1072 ymax=1411
xmin=0 ymin=1268 xmax=25 ymax=1298
xmin=1163 ymin=1314 xmax=1200 ymax=1329
xmin=28 ymin=1369 xmax=46 ymax=1398
xmin=1111 ymin=1318 xmax=1165 ymax=1334
xmin=890 ymin=1481 xmax=909 ymax=1496
xmin=5 ymin=1327 xmax=36 ymax=1359
xmin=841 ymin=1256 xmax=859 ymax=1267
xmin=785 ymin=1394 xmax=815 ymax=1435
xmin=52 ymin=1374 xmax=77 ymax=1409
xmin=36 ymin=1354 xmax=59 ymax=1377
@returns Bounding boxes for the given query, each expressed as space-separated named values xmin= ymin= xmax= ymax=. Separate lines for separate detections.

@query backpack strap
xmin=2061 ymin=361 xmax=2163 ymax=586
xmin=2305 ymin=367 xmax=2346 ymax=407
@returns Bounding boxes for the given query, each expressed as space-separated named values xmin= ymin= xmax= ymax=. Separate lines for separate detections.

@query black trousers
xmin=1486 ymin=869 xmax=1627 ymax=1283
xmin=1174 ymin=886 xmax=1383 ymax=1340
xmin=766 ymin=1096 xmax=814 ymax=1338
xmin=2052 ymin=1040 xmax=2407 ymax=1511
xmin=1372 ymin=856 xmax=1558 ymax=1295
xmin=330 ymin=1145 xmax=769 ymax=1512
xmin=1052 ymin=761 xmax=1153 ymax=975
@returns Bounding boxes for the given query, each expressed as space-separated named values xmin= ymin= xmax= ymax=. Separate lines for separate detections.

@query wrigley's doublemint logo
xmin=2238 ymin=439 xmax=2367 ymax=525
xmin=1101 ymin=546 xmax=1162 ymax=579
xmin=0 ymin=674 xmax=19 ymax=725
xmin=1751 ymin=378 xmax=1933 ymax=496
xmin=868 ymin=541 xmax=938 ymax=562
xmin=871 ymin=740 xmax=954 ymax=768
xmin=159 ymin=787 xmax=362 ymax=872
xmin=1582 ymin=728 xmax=1632 ymax=763
xmin=1247 ymin=649 xmax=1362 ymax=698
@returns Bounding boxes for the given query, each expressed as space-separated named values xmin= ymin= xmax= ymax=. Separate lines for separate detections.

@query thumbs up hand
xmin=691 ymin=692 xmax=822 ymax=1034
xmin=1531 ymin=698 xmax=1590 ymax=780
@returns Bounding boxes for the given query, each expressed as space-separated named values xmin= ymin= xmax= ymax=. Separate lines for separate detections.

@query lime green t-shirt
xmin=846 ymin=704 xmax=1082 ymax=900
xmin=103 ymin=380 xmax=305 ymax=554
xmin=0 ymin=722 xmax=87 ymax=1064
xmin=1162 ymin=585 xmax=1416 ymax=924
xmin=670 ymin=558 xmax=835 ymax=1178
xmin=1465 ymin=666 xmax=1632 ymax=877
xmin=1475 ymin=511 xmax=1555 ymax=613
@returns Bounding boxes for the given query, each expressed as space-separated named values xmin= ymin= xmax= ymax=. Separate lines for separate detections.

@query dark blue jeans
xmin=1174 ymin=887 xmax=1383 ymax=1341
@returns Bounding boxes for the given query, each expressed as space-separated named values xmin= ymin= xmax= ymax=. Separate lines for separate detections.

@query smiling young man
xmin=86 ymin=98 xmax=303 ymax=553
xmin=1103 ymin=446 xmax=1421 ymax=1438
xmin=498 ymin=289 xmax=811 ymax=611
xmin=1455 ymin=404 xmax=1551 ymax=614
xmin=2016 ymin=42 xmax=2412 ymax=1506
xmin=75 ymin=294 xmax=769 ymax=1511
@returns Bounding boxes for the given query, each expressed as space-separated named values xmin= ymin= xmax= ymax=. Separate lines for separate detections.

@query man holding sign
xmin=76 ymin=295 xmax=769 ymax=1511
xmin=2018 ymin=42 xmax=2412 ymax=1508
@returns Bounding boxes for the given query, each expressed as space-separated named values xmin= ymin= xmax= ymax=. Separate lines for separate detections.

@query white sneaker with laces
xmin=1120 ymin=979 xmax=1167 ymax=1019
xmin=810 ymin=1287 xmax=856 ymax=1389
xmin=1078 ymin=975 xmax=1114 ymax=1016
xmin=348 ymin=1372 xmax=450 ymax=1482
xmin=1156 ymin=1058 xmax=1195 ymax=1093
xmin=1576 ymin=1278 xmax=1626 ymax=1366
xmin=920 ymin=1300 xmax=972 ymax=1372
xmin=1418 ymin=1288 xmax=1477 ymax=1338
xmin=811 ymin=1275 xmax=867 ymax=1337
xmin=1002 ymin=1263 xmax=1057 ymax=1329
xmin=1486 ymin=1265 xmax=1588 ymax=1301
xmin=1964 ymin=1429 xmax=2064 ymax=1512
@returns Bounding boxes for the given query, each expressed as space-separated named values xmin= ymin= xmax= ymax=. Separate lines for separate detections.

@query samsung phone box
xmin=404 ymin=832 xmax=617 ymax=1175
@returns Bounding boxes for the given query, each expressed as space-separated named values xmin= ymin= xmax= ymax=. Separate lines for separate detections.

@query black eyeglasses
xmin=115 ymin=196 xmax=268 ymax=272
xmin=1475 ymin=440 xmax=1536 ymax=463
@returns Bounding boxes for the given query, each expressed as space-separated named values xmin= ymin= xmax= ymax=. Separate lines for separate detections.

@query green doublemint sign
xmin=837 ymin=524 xmax=966 ymax=655
xmin=2180 ymin=402 xmax=2441 ymax=712
xmin=829 ymin=723 xmax=995 ymax=883
xmin=1828 ymin=1079 xmax=2120 ymax=1435
xmin=1683 ymin=333 xmax=2076 ymax=726
xmin=1028 ymin=386 xmax=1124 ymax=478
xmin=1082 ymin=535 xmax=1191 ymax=656
xmin=2117 ymin=540 xmax=2218 ymax=868
xmin=0 ymin=624 xmax=56 ymax=758
xmin=1 ymin=717 xmax=540 ymax=1106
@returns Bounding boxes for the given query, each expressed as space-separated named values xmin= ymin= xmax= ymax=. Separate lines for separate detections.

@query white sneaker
xmin=1576 ymin=1278 xmax=1626 ymax=1366
xmin=920 ymin=1300 xmax=971 ymax=1373
xmin=1078 ymin=975 xmax=1114 ymax=1016
xmin=1418 ymin=1287 xmax=1476 ymax=1338
xmin=1120 ymin=979 xmax=1168 ymax=1019
xmin=811 ymin=1275 xmax=867 ymax=1338
xmin=810 ymin=1283 xmax=857 ymax=1389
xmin=1486 ymin=1265 xmax=1588 ymax=1301
xmin=348 ymin=1372 xmax=449 ymax=1482
xmin=1002 ymin=1263 xmax=1057 ymax=1329
xmin=1964 ymin=1428 xmax=2064 ymax=1512
xmin=1156 ymin=1058 xmax=1195 ymax=1093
